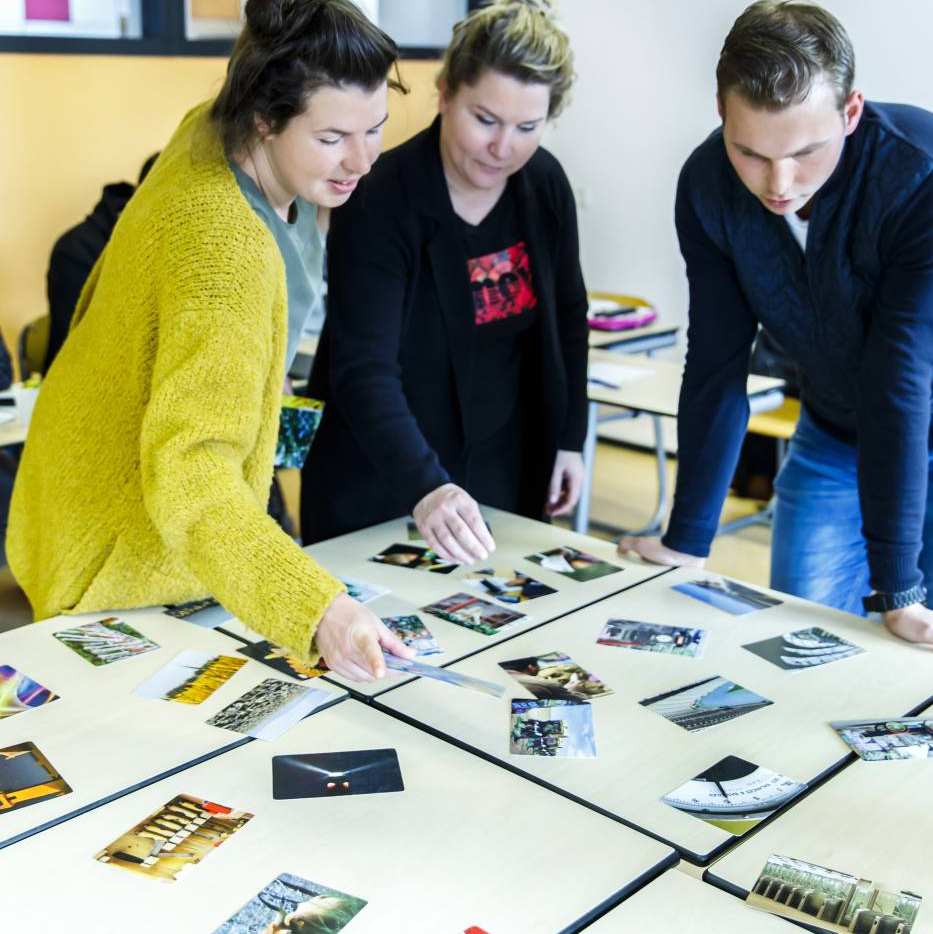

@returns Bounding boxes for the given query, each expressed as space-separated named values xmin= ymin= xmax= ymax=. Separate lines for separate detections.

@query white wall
xmin=544 ymin=0 xmax=933 ymax=349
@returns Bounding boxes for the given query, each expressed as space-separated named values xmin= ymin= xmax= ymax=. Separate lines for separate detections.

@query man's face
xmin=719 ymin=78 xmax=864 ymax=216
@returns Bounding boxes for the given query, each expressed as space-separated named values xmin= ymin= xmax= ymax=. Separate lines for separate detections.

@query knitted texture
xmin=7 ymin=102 xmax=344 ymax=661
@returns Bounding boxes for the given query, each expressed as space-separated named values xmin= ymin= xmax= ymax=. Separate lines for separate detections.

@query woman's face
xmin=439 ymin=69 xmax=550 ymax=196
xmin=259 ymin=81 xmax=389 ymax=208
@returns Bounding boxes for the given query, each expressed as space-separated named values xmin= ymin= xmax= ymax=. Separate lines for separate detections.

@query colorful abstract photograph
xmin=0 ymin=665 xmax=58 ymax=720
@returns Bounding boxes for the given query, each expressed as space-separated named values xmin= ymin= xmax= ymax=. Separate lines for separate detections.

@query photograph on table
xmin=597 ymin=619 xmax=708 ymax=657
xmin=743 ymin=627 xmax=864 ymax=670
xmin=212 ymin=872 xmax=366 ymax=933
xmin=463 ymin=566 xmax=557 ymax=603
xmin=370 ymin=543 xmax=457 ymax=574
xmin=0 ymin=741 xmax=71 ymax=814
xmin=0 ymin=664 xmax=58 ymax=720
xmin=662 ymin=755 xmax=805 ymax=836
xmin=95 ymin=793 xmax=253 ymax=883
xmin=381 ymin=614 xmax=441 ymax=656
xmin=747 ymin=854 xmax=922 ymax=933
xmin=831 ymin=717 xmax=933 ymax=761
xmin=274 ymin=395 xmax=324 ymax=468
xmin=510 ymin=698 xmax=596 ymax=758
xmin=237 ymin=640 xmax=328 ymax=681
xmin=135 ymin=650 xmax=246 ymax=705
xmin=52 ymin=617 xmax=160 ymax=666
xmin=383 ymin=653 xmax=504 ymax=698
xmin=640 ymin=675 xmax=773 ymax=732
xmin=339 ymin=576 xmax=389 ymax=605
xmin=499 ymin=651 xmax=613 ymax=701
xmin=672 ymin=576 xmax=783 ymax=615
xmin=206 ymin=678 xmax=333 ymax=741
xmin=421 ymin=592 xmax=525 ymax=636
xmin=164 ymin=597 xmax=231 ymax=628
xmin=272 ymin=748 xmax=404 ymax=799
xmin=525 ymin=545 xmax=622 ymax=583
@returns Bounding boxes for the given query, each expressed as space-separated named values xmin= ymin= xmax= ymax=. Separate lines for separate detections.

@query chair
xmin=17 ymin=315 xmax=50 ymax=381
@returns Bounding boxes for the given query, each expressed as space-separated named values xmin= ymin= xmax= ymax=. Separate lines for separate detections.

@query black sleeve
xmin=324 ymin=180 xmax=450 ymax=509
xmin=856 ymin=174 xmax=933 ymax=593
xmin=662 ymin=166 xmax=759 ymax=557
xmin=45 ymin=242 xmax=91 ymax=370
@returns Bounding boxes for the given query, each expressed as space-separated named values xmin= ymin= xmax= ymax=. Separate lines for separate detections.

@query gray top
xmin=231 ymin=161 xmax=325 ymax=369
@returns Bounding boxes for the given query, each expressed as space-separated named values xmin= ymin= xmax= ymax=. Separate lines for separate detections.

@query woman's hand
xmin=883 ymin=604 xmax=933 ymax=644
xmin=314 ymin=592 xmax=415 ymax=681
xmin=412 ymin=483 xmax=495 ymax=564
xmin=617 ymin=535 xmax=706 ymax=568
xmin=546 ymin=450 xmax=585 ymax=516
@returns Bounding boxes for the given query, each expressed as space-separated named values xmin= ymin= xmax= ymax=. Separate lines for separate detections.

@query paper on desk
xmin=0 ymin=411 xmax=14 ymax=425
xmin=383 ymin=653 xmax=505 ymax=698
xmin=587 ymin=362 xmax=653 ymax=389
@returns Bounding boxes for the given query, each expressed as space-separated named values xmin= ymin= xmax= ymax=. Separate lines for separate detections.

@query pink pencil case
xmin=588 ymin=303 xmax=658 ymax=331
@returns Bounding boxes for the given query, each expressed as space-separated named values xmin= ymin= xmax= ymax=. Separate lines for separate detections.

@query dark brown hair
xmin=717 ymin=1 xmax=855 ymax=111
xmin=211 ymin=0 xmax=406 ymax=156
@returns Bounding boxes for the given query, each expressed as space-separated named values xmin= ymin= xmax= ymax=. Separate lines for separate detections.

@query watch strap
xmin=862 ymin=585 xmax=928 ymax=614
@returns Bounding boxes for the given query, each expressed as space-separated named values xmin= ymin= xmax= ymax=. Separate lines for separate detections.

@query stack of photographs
xmin=463 ymin=567 xmax=556 ymax=603
xmin=672 ymin=576 xmax=783 ymax=615
xmin=206 ymin=679 xmax=333 ymax=741
xmin=499 ymin=651 xmax=613 ymax=702
xmin=640 ymin=675 xmax=773 ymax=732
xmin=662 ymin=755 xmax=805 ymax=836
xmin=525 ymin=546 xmax=622 ymax=582
xmin=597 ymin=619 xmax=707 ymax=657
xmin=370 ymin=544 xmax=457 ymax=574
xmin=0 ymin=741 xmax=72 ymax=814
xmin=747 ymin=854 xmax=922 ymax=933
xmin=509 ymin=698 xmax=596 ymax=758
xmin=422 ymin=593 xmax=525 ymax=636
xmin=0 ymin=665 xmax=58 ymax=720
xmin=743 ymin=627 xmax=864 ymax=670
xmin=237 ymin=641 xmax=328 ymax=680
xmin=381 ymin=615 xmax=441 ymax=656
xmin=212 ymin=872 xmax=366 ymax=933
xmin=53 ymin=618 xmax=160 ymax=666
xmin=135 ymin=650 xmax=246 ymax=705
xmin=830 ymin=717 xmax=933 ymax=761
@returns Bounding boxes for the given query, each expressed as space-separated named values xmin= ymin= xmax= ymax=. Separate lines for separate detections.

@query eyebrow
xmin=476 ymin=105 xmax=546 ymax=126
xmin=316 ymin=113 xmax=390 ymax=135
xmin=733 ymin=138 xmax=832 ymax=159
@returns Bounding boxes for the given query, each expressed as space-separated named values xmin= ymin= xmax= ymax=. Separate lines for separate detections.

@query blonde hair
xmin=437 ymin=0 xmax=574 ymax=118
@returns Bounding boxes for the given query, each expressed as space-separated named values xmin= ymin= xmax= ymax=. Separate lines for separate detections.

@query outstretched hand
xmin=616 ymin=535 xmax=706 ymax=568
xmin=883 ymin=603 xmax=933 ymax=645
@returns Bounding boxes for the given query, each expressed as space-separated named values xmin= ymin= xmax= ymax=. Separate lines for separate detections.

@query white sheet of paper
xmin=587 ymin=362 xmax=654 ymax=389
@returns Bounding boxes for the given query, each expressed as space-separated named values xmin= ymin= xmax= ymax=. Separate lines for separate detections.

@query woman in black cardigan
xmin=303 ymin=0 xmax=588 ymax=562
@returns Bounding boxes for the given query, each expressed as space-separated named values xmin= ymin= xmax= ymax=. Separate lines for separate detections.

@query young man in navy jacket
xmin=622 ymin=1 xmax=933 ymax=644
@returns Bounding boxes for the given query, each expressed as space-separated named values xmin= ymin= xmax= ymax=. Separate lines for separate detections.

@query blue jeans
xmin=771 ymin=408 xmax=933 ymax=616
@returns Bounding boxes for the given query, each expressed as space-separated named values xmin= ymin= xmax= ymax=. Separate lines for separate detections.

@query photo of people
xmin=237 ymin=641 xmax=328 ymax=681
xmin=381 ymin=615 xmax=441 ymax=656
xmin=597 ymin=620 xmax=708 ymax=657
xmin=52 ymin=617 xmax=160 ymax=666
xmin=525 ymin=546 xmax=623 ymax=583
xmin=463 ymin=567 xmax=557 ymax=604
xmin=212 ymin=872 xmax=366 ymax=933
xmin=744 ymin=627 xmax=864 ymax=670
xmin=275 ymin=395 xmax=325 ymax=469
xmin=206 ymin=678 xmax=333 ymax=741
xmin=509 ymin=698 xmax=596 ymax=758
xmin=672 ymin=577 xmax=783 ymax=615
xmin=499 ymin=651 xmax=613 ymax=701
xmin=748 ymin=854 xmax=922 ymax=933
xmin=831 ymin=717 xmax=933 ymax=761
xmin=0 ymin=741 xmax=71 ymax=814
xmin=95 ymin=793 xmax=253 ymax=883
xmin=639 ymin=675 xmax=773 ymax=732
xmin=370 ymin=543 xmax=457 ymax=574
xmin=0 ymin=665 xmax=58 ymax=720
xmin=421 ymin=592 xmax=525 ymax=636
xmin=135 ymin=650 xmax=246 ymax=705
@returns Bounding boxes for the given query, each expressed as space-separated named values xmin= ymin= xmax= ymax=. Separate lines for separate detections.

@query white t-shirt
xmin=784 ymin=211 xmax=810 ymax=252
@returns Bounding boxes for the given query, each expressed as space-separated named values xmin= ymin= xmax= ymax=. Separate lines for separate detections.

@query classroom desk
xmin=586 ymin=867 xmax=794 ymax=931
xmin=577 ymin=351 xmax=786 ymax=535
xmin=0 ymin=385 xmax=30 ymax=447
xmin=706 ymin=757 xmax=933 ymax=934
xmin=222 ymin=507 xmax=669 ymax=699
xmin=374 ymin=567 xmax=931 ymax=864
xmin=0 ymin=608 xmax=345 ymax=849
xmin=0 ymin=698 xmax=676 ymax=934
xmin=588 ymin=320 xmax=680 ymax=353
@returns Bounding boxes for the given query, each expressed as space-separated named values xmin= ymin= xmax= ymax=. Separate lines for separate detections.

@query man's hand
xmin=883 ymin=603 xmax=933 ymax=645
xmin=617 ymin=535 xmax=706 ymax=568
xmin=412 ymin=483 xmax=495 ymax=564
xmin=546 ymin=450 xmax=585 ymax=517
xmin=315 ymin=593 xmax=415 ymax=681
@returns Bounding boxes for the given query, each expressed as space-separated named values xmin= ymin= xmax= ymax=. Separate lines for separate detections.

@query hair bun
xmin=244 ymin=0 xmax=290 ymax=39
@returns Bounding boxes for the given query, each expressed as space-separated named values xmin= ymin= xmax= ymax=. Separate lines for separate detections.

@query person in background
xmin=620 ymin=1 xmax=933 ymax=644
xmin=7 ymin=0 xmax=415 ymax=680
xmin=302 ymin=0 xmax=588 ymax=564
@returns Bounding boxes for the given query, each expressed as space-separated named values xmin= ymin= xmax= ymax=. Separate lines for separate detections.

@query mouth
xmin=764 ymin=196 xmax=795 ymax=210
xmin=328 ymin=178 xmax=359 ymax=195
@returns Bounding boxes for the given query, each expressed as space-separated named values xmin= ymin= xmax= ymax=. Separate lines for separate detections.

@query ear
xmin=254 ymin=112 xmax=273 ymax=140
xmin=842 ymin=89 xmax=865 ymax=137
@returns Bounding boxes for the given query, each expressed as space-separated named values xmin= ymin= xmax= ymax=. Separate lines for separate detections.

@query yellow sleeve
xmin=139 ymin=207 xmax=343 ymax=661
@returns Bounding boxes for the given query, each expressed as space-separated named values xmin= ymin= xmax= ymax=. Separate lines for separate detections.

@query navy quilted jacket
xmin=664 ymin=102 xmax=933 ymax=593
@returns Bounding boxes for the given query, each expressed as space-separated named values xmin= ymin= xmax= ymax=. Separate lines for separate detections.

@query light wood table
xmin=586 ymin=867 xmax=794 ymax=931
xmin=706 ymin=757 xmax=933 ymax=933
xmin=222 ymin=507 xmax=670 ymax=699
xmin=588 ymin=320 xmax=680 ymax=353
xmin=0 ymin=699 xmax=676 ymax=934
xmin=375 ymin=567 xmax=931 ymax=864
xmin=0 ymin=607 xmax=346 ymax=848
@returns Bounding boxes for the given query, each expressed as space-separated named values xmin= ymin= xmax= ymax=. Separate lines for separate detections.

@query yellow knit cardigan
xmin=7 ymin=103 xmax=344 ymax=659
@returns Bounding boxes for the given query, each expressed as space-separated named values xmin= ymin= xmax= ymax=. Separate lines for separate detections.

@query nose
xmin=489 ymin=128 xmax=512 ymax=163
xmin=343 ymin=135 xmax=372 ymax=176
xmin=767 ymin=159 xmax=795 ymax=197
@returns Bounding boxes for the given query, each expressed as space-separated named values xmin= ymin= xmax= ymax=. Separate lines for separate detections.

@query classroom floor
xmin=0 ymin=441 xmax=772 ymax=635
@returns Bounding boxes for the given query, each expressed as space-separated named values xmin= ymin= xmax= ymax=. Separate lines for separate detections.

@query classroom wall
xmin=0 ymin=54 xmax=440 ymax=363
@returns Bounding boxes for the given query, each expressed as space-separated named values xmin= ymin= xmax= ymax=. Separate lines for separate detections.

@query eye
xmin=475 ymin=113 xmax=496 ymax=126
xmin=518 ymin=123 xmax=539 ymax=134
xmin=318 ymin=137 xmax=340 ymax=146
xmin=366 ymin=126 xmax=383 ymax=137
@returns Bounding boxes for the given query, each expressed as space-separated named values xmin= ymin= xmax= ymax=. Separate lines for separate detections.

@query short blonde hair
xmin=437 ymin=0 xmax=574 ymax=118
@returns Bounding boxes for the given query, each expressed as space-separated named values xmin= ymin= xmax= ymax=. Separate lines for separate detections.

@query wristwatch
xmin=862 ymin=585 xmax=928 ymax=614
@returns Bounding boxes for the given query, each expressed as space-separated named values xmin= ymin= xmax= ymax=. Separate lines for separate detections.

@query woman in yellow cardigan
xmin=7 ymin=0 xmax=412 ymax=681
